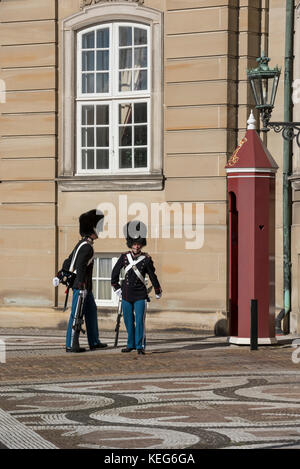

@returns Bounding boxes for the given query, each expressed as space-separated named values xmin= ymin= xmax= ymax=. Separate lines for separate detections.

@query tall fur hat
xmin=123 ymin=220 xmax=147 ymax=248
xmin=79 ymin=209 xmax=104 ymax=237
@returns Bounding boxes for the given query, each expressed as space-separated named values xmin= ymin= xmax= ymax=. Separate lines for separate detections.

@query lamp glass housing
xmin=247 ymin=53 xmax=281 ymax=129
xmin=248 ymin=72 xmax=280 ymax=110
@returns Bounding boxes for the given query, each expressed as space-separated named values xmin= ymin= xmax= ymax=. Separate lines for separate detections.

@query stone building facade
xmin=0 ymin=0 xmax=300 ymax=333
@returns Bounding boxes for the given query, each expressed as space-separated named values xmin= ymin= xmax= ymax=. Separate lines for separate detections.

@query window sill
xmin=56 ymin=173 xmax=165 ymax=192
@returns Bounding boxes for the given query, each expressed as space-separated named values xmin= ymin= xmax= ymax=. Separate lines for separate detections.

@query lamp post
xmin=247 ymin=52 xmax=300 ymax=146
xmin=247 ymin=46 xmax=299 ymax=335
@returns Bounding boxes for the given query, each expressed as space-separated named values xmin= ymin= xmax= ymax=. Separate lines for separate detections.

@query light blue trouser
xmin=122 ymin=299 xmax=147 ymax=350
xmin=66 ymin=290 xmax=100 ymax=349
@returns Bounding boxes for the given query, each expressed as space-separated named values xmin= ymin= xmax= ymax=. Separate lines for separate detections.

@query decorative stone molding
xmin=60 ymin=1 xmax=163 ymax=191
xmin=289 ymin=173 xmax=300 ymax=190
xmin=81 ymin=0 xmax=144 ymax=8
xmin=56 ymin=174 xmax=164 ymax=192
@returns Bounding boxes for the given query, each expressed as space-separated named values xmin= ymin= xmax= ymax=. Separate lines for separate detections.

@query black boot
xmin=66 ymin=347 xmax=86 ymax=353
xmin=90 ymin=342 xmax=108 ymax=350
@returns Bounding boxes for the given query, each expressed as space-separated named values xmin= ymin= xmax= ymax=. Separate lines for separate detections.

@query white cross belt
xmin=124 ymin=253 xmax=146 ymax=286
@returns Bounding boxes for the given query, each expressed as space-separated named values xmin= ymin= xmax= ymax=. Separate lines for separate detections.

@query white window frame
xmin=93 ymin=254 xmax=119 ymax=307
xmin=77 ymin=100 xmax=112 ymax=174
xmin=60 ymin=2 xmax=163 ymax=191
xmin=116 ymin=22 xmax=151 ymax=98
xmin=77 ymin=23 xmax=151 ymax=99
xmin=114 ymin=98 xmax=150 ymax=173
xmin=77 ymin=98 xmax=151 ymax=174
xmin=76 ymin=22 xmax=151 ymax=175
xmin=77 ymin=23 xmax=112 ymax=99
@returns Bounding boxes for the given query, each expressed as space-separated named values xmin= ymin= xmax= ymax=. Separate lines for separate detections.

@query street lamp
xmin=247 ymin=52 xmax=300 ymax=147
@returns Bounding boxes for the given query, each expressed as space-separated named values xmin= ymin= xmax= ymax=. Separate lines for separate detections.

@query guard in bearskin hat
xmin=111 ymin=220 xmax=162 ymax=355
xmin=62 ymin=209 xmax=107 ymax=352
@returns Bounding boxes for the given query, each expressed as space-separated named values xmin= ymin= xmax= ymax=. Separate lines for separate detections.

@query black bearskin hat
xmin=123 ymin=220 xmax=147 ymax=248
xmin=79 ymin=209 xmax=104 ymax=237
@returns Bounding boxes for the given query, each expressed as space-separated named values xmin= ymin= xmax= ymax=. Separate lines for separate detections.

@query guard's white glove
xmin=52 ymin=277 xmax=60 ymax=287
xmin=155 ymin=293 xmax=162 ymax=299
xmin=115 ymin=288 xmax=122 ymax=298
xmin=80 ymin=289 xmax=88 ymax=299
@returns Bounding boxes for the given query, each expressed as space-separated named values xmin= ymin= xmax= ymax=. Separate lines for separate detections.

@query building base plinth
xmin=228 ymin=336 xmax=277 ymax=345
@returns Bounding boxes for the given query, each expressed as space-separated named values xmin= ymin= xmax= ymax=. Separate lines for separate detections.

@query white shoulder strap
xmin=125 ymin=253 xmax=146 ymax=285
xmin=70 ymin=241 xmax=89 ymax=273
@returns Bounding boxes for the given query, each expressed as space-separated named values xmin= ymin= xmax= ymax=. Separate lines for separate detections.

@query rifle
xmin=64 ymin=286 xmax=70 ymax=312
xmin=61 ymin=270 xmax=75 ymax=311
xmin=71 ymin=289 xmax=87 ymax=352
xmin=114 ymin=295 xmax=122 ymax=348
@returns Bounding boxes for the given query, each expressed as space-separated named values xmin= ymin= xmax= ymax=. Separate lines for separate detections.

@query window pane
xmin=82 ymin=149 xmax=94 ymax=169
xmin=96 ymin=73 xmax=109 ymax=93
xmin=82 ymin=73 xmax=94 ymax=93
xmin=119 ymin=149 xmax=132 ymax=168
xmin=134 ymin=28 xmax=147 ymax=45
xmin=86 ymin=149 xmax=95 ymax=169
xmin=93 ymin=279 xmax=97 ymax=295
xmin=96 ymin=127 xmax=109 ymax=147
xmin=97 ymin=28 xmax=109 ymax=48
xmin=134 ymin=69 xmax=147 ymax=90
xmin=119 ymin=103 xmax=132 ymax=124
xmin=99 ymin=280 xmax=112 ymax=300
xmin=119 ymin=126 xmax=132 ymax=146
xmin=134 ymin=148 xmax=147 ymax=168
xmin=82 ymin=51 xmax=94 ymax=71
xmin=93 ymin=259 xmax=99 ymax=278
xmin=119 ymin=71 xmax=132 ymax=92
xmin=119 ymin=48 xmax=132 ymax=69
xmin=82 ymin=127 xmax=94 ymax=147
xmin=82 ymin=150 xmax=86 ymax=170
xmin=134 ymin=47 xmax=147 ymax=68
xmin=79 ymin=25 xmax=151 ymax=175
xmin=119 ymin=26 xmax=132 ymax=46
xmin=99 ymin=258 xmax=112 ymax=277
xmin=96 ymin=105 xmax=109 ymax=125
xmin=96 ymin=150 xmax=109 ymax=169
xmin=82 ymin=31 xmax=94 ymax=49
xmin=134 ymin=125 xmax=147 ymax=146
xmin=82 ymin=105 xmax=94 ymax=125
xmin=134 ymin=102 xmax=147 ymax=123
xmin=96 ymin=50 xmax=109 ymax=71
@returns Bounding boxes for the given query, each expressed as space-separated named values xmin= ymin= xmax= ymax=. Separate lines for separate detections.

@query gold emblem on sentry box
xmin=228 ymin=137 xmax=248 ymax=167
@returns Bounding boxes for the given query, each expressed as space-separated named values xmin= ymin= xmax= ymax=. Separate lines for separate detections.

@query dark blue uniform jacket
xmin=111 ymin=251 xmax=162 ymax=302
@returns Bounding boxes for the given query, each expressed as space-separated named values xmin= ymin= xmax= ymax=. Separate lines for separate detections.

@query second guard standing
xmin=63 ymin=209 xmax=108 ymax=352
xmin=111 ymin=220 xmax=162 ymax=355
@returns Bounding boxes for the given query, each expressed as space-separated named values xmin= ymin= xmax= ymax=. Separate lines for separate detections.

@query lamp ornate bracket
xmin=266 ymin=122 xmax=300 ymax=147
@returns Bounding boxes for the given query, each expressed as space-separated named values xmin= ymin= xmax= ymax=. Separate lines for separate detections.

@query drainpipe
xmin=275 ymin=0 xmax=294 ymax=334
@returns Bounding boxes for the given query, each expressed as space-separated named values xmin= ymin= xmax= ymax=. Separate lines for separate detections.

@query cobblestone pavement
xmin=1 ymin=328 xmax=300 ymax=450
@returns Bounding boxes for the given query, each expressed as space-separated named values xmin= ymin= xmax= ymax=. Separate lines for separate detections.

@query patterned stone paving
xmin=1 ymin=329 xmax=300 ymax=450
xmin=1 ymin=372 xmax=300 ymax=449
